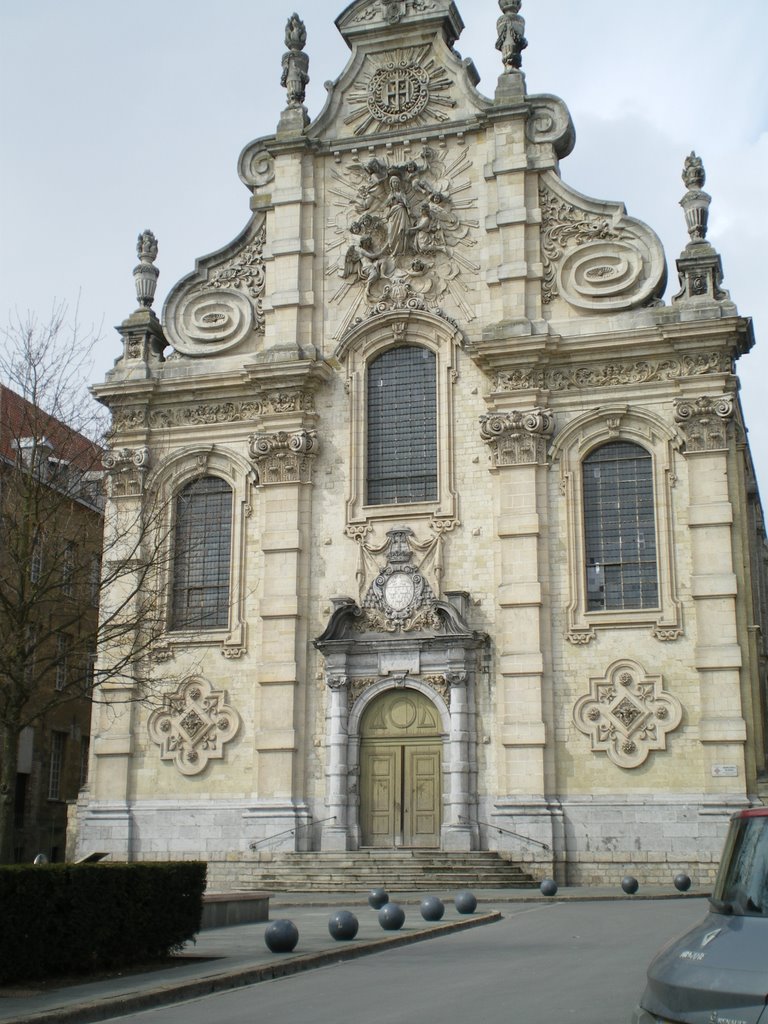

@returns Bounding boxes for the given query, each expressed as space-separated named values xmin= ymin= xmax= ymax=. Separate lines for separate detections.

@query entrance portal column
xmin=323 ymin=673 xmax=351 ymax=850
xmin=443 ymin=671 xmax=473 ymax=850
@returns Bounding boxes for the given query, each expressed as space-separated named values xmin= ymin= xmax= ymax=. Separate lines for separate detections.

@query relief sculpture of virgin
xmin=328 ymin=146 xmax=478 ymax=334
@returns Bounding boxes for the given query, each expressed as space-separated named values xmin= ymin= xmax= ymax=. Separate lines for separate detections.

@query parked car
xmin=633 ymin=807 xmax=768 ymax=1023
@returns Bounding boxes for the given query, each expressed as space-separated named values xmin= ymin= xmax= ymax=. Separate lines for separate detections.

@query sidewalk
xmin=0 ymin=886 xmax=706 ymax=1024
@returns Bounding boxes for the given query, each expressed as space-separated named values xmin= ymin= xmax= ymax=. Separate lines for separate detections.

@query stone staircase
xmin=242 ymin=850 xmax=537 ymax=892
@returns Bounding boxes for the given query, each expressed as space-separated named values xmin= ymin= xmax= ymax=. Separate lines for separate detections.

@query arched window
xmin=582 ymin=442 xmax=658 ymax=611
xmin=171 ymin=476 xmax=232 ymax=630
xmin=367 ymin=345 xmax=437 ymax=505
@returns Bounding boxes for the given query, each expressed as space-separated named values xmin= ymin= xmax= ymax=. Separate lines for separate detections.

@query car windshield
xmin=712 ymin=814 xmax=768 ymax=917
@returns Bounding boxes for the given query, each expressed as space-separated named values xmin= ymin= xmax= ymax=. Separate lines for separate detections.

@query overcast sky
xmin=1 ymin=0 xmax=767 ymax=489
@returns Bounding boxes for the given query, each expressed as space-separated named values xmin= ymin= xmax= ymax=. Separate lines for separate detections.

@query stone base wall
xmin=74 ymin=799 xmax=313 ymax=862
xmin=477 ymin=793 xmax=753 ymax=887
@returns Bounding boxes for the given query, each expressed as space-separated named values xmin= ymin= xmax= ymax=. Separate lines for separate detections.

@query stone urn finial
xmin=133 ymin=230 xmax=159 ymax=309
xmin=281 ymin=13 xmax=309 ymax=108
xmin=680 ymin=152 xmax=711 ymax=244
xmin=496 ymin=0 xmax=527 ymax=72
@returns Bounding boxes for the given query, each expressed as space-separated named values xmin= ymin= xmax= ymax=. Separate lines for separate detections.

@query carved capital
xmin=480 ymin=409 xmax=554 ymax=467
xmin=674 ymin=395 xmax=734 ymax=453
xmin=102 ymin=446 xmax=151 ymax=497
xmin=326 ymin=674 xmax=349 ymax=692
xmin=249 ymin=429 xmax=318 ymax=484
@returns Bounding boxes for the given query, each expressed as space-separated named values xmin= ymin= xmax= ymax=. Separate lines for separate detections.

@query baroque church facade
xmin=77 ymin=0 xmax=768 ymax=886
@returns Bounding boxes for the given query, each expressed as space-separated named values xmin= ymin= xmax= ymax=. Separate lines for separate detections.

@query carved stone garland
xmin=480 ymin=409 xmax=554 ymax=467
xmin=491 ymin=352 xmax=732 ymax=393
xmin=328 ymin=144 xmax=478 ymax=333
xmin=147 ymin=676 xmax=240 ymax=776
xmin=674 ymin=395 xmax=734 ymax=453
xmin=573 ymin=660 xmax=683 ymax=769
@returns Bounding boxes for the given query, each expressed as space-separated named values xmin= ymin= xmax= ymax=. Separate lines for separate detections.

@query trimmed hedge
xmin=0 ymin=861 xmax=206 ymax=984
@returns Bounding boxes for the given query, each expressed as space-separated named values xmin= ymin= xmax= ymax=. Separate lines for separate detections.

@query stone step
xmin=241 ymin=850 xmax=536 ymax=891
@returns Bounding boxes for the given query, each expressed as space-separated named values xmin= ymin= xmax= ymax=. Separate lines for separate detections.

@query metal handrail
xmin=248 ymin=815 xmax=337 ymax=851
xmin=459 ymin=815 xmax=551 ymax=851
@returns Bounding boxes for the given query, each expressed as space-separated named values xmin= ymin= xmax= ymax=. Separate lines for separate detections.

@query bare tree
xmin=0 ymin=305 xmax=169 ymax=862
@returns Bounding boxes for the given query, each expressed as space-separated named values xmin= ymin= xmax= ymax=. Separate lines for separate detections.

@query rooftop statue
xmin=496 ymin=0 xmax=527 ymax=72
xmin=281 ymin=13 xmax=309 ymax=108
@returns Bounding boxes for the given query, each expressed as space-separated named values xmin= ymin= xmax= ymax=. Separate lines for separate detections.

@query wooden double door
xmin=359 ymin=690 xmax=442 ymax=849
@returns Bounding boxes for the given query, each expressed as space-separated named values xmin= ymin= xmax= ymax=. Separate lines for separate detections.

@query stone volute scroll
xmin=538 ymin=171 xmax=667 ymax=313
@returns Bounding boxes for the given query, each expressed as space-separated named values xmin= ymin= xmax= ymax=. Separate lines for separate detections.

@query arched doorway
xmin=359 ymin=689 xmax=443 ymax=848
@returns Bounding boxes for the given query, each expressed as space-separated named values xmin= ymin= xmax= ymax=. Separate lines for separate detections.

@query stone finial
xmin=496 ymin=0 xmax=527 ymax=73
xmin=133 ymin=230 xmax=159 ymax=309
xmin=672 ymin=151 xmax=731 ymax=305
xmin=281 ymin=13 xmax=310 ymax=108
xmin=682 ymin=151 xmax=706 ymax=191
xmin=680 ymin=152 xmax=711 ymax=243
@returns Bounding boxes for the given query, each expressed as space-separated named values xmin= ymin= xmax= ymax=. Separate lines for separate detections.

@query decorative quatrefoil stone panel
xmin=148 ymin=676 xmax=240 ymax=776
xmin=573 ymin=660 xmax=682 ymax=769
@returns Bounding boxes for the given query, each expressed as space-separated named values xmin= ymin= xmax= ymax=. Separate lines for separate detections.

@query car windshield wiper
xmin=708 ymin=897 xmax=734 ymax=914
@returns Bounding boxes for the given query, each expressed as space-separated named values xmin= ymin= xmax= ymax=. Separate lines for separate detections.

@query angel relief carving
xmin=328 ymin=146 xmax=478 ymax=335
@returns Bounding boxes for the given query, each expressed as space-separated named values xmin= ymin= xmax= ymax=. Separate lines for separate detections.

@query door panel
xmin=360 ymin=747 xmax=399 ymax=847
xmin=360 ymin=739 xmax=441 ymax=848
xmin=405 ymin=745 xmax=441 ymax=848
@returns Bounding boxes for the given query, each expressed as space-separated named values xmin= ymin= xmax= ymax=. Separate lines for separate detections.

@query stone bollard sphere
xmin=621 ymin=875 xmax=639 ymax=895
xmin=674 ymin=873 xmax=692 ymax=892
xmin=264 ymin=919 xmax=299 ymax=953
xmin=378 ymin=902 xmax=405 ymax=930
xmin=368 ymin=887 xmax=389 ymax=909
xmin=540 ymin=878 xmax=558 ymax=897
xmin=328 ymin=910 xmax=359 ymax=941
xmin=454 ymin=889 xmax=477 ymax=914
xmin=420 ymin=896 xmax=445 ymax=921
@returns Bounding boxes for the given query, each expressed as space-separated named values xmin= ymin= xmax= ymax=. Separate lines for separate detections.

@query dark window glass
xmin=367 ymin=346 xmax=437 ymax=505
xmin=171 ymin=476 xmax=232 ymax=630
xmin=582 ymin=442 xmax=658 ymax=611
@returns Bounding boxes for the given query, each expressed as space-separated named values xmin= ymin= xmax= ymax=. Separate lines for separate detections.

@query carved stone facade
xmin=78 ymin=0 xmax=766 ymax=889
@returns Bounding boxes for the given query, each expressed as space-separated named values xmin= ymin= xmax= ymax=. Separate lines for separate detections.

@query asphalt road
xmin=101 ymin=897 xmax=707 ymax=1024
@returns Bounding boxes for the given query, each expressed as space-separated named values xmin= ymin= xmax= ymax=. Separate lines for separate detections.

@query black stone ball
xmin=621 ymin=875 xmax=639 ymax=895
xmin=368 ymin=886 xmax=389 ymax=909
xmin=328 ymin=910 xmax=359 ymax=941
xmin=454 ymin=889 xmax=477 ymax=914
xmin=264 ymin=919 xmax=299 ymax=953
xmin=420 ymin=895 xmax=445 ymax=921
xmin=540 ymin=878 xmax=558 ymax=897
xmin=674 ymin=873 xmax=692 ymax=892
xmin=378 ymin=902 xmax=405 ymax=930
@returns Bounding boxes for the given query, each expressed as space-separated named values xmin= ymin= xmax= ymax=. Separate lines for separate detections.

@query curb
xmin=8 ymin=912 xmax=502 ymax=1024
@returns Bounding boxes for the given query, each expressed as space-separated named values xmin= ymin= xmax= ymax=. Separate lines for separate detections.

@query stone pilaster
xmin=481 ymin=408 xmax=554 ymax=822
xmin=248 ymin=429 xmax=318 ymax=818
xmin=674 ymin=393 xmax=748 ymax=787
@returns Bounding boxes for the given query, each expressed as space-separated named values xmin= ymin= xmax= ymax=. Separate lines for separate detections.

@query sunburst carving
xmin=344 ymin=46 xmax=456 ymax=137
